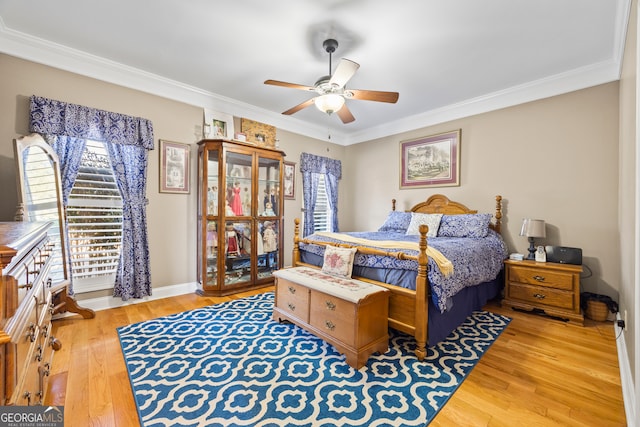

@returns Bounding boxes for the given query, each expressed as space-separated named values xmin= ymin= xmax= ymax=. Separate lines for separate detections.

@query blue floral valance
xmin=299 ymin=153 xmax=342 ymax=179
xmin=29 ymin=95 xmax=155 ymax=150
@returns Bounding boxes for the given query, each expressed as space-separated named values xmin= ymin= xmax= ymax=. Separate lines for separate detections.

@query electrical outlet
xmin=616 ymin=310 xmax=628 ymax=330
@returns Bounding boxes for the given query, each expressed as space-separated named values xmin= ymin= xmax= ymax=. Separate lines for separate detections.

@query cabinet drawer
xmin=275 ymin=278 xmax=309 ymax=322
xmin=507 ymin=282 xmax=576 ymax=311
xmin=10 ymin=317 xmax=40 ymax=405
xmin=309 ymin=290 xmax=356 ymax=345
xmin=508 ymin=266 xmax=575 ymax=291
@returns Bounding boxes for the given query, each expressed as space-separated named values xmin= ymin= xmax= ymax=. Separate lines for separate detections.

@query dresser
xmin=503 ymin=259 xmax=584 ymax=325
xmin=0 ymin=222 xmax=60 ymax=405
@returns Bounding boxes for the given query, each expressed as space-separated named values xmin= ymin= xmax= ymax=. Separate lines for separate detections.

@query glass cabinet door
xmin=203 ymin=148 xmax=219 ymax=288
xmin=224 ymin=151 xmax=252 ymax=287
xmin=257 ymin=219 xmax=279 ymax=280
xmin=206 ymin=149 xmax=219 ymax=216
xmin=224 ymin=220 xmax=252 ymax=285
xmin=258 ymin=156 xmax=280 ymax=217
xmin=257 ymin=155 xmax=280 ymax=280
xmin=225 ymin=152 xmax=252 ymax=217
xmin=205 ymin=219 xmax=218 ymax=286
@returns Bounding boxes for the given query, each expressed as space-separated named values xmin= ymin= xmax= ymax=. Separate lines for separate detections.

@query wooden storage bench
xmin=273 ymin=266 xmax=390 ymax=369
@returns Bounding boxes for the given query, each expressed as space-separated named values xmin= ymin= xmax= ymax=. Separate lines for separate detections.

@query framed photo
xmin=283 ymin=161 xmax=296 ymax=200
xmin=159 ymin=140 xmax=190 ymax=194
xmin=204 ymin=109 xmax=235 ymax=139
xmin=400 ymin=129 xmax=461 ymax=189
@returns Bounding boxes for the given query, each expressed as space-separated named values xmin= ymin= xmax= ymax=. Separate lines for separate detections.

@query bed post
xmin=494 ymin=195 xmax=502 ymax=234
xmin=391 ymin=199 xmax=396 ymax=211
xmin=292 ymin=218 xmax=301 ymax=266
xmin=414 ymin=224 xmax=429 ymax=361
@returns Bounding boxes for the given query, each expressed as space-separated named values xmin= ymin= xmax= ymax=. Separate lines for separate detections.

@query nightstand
xmin=503 ymin=259 xmax=584 ymax=325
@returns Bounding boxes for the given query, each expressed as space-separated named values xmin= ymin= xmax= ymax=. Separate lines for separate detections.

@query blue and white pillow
xmin=437 ymin=213 xmax=492 ymax=238
xmin=378 ymin=211 xmax=412 ymax=233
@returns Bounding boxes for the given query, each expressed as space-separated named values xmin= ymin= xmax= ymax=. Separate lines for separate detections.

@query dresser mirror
xmin=13 ymin=133 xmax=94 ymax=318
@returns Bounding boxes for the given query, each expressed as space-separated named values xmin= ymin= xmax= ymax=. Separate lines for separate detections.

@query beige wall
xmin=344 ymin=82 xmax=620 ymax=298
xmin=619 ymin=0 xmax=638 ymax=393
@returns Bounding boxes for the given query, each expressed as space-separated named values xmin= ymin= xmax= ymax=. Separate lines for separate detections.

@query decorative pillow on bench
xmin=322 ymin=245 xmax=357 ymax=278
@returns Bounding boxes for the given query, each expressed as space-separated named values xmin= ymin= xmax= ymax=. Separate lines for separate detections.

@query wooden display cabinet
xmin=197 ymin=139 xmax=285 ymax=296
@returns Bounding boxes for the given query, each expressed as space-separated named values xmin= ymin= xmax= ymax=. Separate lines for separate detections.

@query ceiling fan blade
xmin=328 ymin=59 xmax=360 ymax=88
xmin=347 ymin=89 xmax=399 ymax=103
xmin=264 ymin=79 xmax=315 ymax=91
xmin=282 ymin=98 xmax=316 ymax=115
xmin=336 ymin=104 xmax=355 ymax=124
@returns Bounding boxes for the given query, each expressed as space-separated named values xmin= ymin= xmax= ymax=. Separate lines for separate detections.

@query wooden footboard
xmin=292 ymin=218 xmax=430 ymax=360
xmin=291 ymin=194 xmax=503 ymax=361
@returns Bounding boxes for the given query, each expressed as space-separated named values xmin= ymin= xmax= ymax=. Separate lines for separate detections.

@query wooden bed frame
xmin=292 ymin=193 xmax=503 ymax=360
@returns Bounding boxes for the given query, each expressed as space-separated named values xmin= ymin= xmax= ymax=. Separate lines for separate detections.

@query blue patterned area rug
xmin=117 ymin=292 xmax=510 ymax=427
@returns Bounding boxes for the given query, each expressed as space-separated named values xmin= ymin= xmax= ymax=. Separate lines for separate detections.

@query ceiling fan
xmin=264 ymin=38 xmax=399 ymax=124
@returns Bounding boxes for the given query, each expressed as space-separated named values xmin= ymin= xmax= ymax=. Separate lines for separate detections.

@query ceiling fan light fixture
xmin=314 ymin=94 xmax=345 ymax=114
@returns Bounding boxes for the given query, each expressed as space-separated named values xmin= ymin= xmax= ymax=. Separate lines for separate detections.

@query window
xmin=311 ymin=174 xmax=332 ymax=233
xmin=66 ymin=140 xmax=123 ymax=292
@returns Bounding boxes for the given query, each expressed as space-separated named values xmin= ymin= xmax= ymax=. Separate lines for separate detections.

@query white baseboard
xmin=56 ymin=282 xmax=198 ymax=316
xmin=614 ymin=312 xmax=636 ymax=426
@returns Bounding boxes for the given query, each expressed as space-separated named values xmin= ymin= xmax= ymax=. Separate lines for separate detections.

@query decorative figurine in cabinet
xmin=197 ymin=139 xmax=285 ymax=296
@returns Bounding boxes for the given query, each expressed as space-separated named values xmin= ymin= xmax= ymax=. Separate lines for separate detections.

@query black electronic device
xmin=544 ymin=246 xmax=582 ymax=265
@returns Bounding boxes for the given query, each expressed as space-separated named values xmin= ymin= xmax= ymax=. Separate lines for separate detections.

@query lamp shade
xmin=520 ymin=218 xmax=546 ymax=238
xmin=314 ymin=94 xmax=345 ymax=114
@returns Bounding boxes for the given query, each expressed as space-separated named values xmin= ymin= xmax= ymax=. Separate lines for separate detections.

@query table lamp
xmin=520 ymin=218 xmax=546 ymax=260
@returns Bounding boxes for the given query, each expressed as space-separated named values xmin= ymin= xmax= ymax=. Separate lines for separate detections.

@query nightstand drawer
xmin=508 ymin=266 xmax=574 ymax=291
xmin=507 ymin=282 xmax=576 ymax=311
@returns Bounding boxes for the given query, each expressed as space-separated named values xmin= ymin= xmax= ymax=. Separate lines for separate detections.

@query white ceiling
xmin=0 ymin=0 xmax=631 ymax=145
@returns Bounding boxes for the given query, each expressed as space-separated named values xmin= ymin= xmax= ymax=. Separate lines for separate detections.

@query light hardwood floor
xmin=46 ymin=287 xmax=627 ymax=426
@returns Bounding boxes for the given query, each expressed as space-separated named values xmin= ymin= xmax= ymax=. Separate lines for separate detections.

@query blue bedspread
xmin=299 ymin=229 xmax=508 ymax=313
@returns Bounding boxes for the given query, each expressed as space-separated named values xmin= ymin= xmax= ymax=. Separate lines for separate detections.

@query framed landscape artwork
xmin=160 ymin=140 xmax=190 ymax=194
xmin=400 ymin=130 xmax=461 ymax=189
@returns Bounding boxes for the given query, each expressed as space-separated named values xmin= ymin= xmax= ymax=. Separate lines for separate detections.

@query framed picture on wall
xmin=160 ymin=140 xmax=190 ymax=194
xmin=400 ymin=129 xmax=461 ymax=189
xmin=283 ymin=161 xmax=296 ymax=200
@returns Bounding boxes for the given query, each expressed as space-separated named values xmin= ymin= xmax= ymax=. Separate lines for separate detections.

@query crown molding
xmin=342 ymin=58 xmax=621 ymax=145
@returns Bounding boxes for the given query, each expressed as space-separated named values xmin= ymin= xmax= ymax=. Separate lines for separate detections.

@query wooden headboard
xmin=392 ymin=194 xmax=502 ymax=234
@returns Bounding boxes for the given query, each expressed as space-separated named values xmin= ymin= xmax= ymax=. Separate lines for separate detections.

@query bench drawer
xmin=309 ymin=290 xmax=356 ymax=345
xmin=275 ymin=278 xmax=309 ymax=323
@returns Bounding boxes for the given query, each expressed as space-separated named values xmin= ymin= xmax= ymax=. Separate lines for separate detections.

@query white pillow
xmin=321 ymin=245 xmax=358 ymax=278
xmin=405 ymin=212 xmax=443 ymax=237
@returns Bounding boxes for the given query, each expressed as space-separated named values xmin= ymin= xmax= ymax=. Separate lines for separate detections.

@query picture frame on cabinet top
xmin=204 ymin=109 xmax=235 ymax=139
